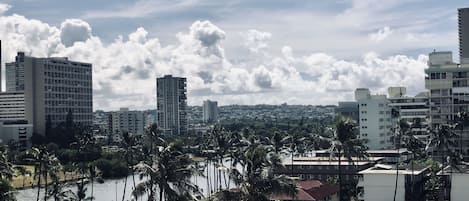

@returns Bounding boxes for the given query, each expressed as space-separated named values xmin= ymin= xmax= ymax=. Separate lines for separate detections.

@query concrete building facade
xmin=355 ymin=88 xmax=394 ymax=150
xmin=108 ymin=108 xmax=144 ymax=136
xmin=459 ymin=8 xmax=469 ymax=64
xmin=425 ymin=51 xmax=469 ymax=157
xmin=156 ymin=75 xmax=187 ymax=135
xmin=203 ymin=100 xmax=218 ymax=123
xmin=0 ymin=121 xmax=33 ymax=151
xmin=0 ymin=91 xmax=28 ymax=122
xmin=358 ymin=165 xmax=429 ymax=201
xmin=4 ymin=52 xmax=93 ymax=134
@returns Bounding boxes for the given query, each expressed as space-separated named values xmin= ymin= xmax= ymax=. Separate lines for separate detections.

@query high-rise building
xmin=108 ymin=108 xmax=144 ymax=136
xmin=425 ymin=51 xmax=469 ymax=158
xmin=4 ymin=52 xmax=93 ymax=134
xmin=387 ymin=87 xmax=429 ymax=124
xmin=355 ymin=88 xmax=395 ymax=150
xmin=156 ymin=75 xmax=187 ymax=135
xmin=203 ymin=100 xmax=218 ymax=123
xmin=0 ymin=91 xmax=27 ymax=122
xmin=459 ymin=8 xmax=469 ymax=64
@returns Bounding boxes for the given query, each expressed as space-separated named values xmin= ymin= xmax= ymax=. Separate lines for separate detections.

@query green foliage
xmin=92 ymin=158 xmax=128 ymax=178
xmin=0 ymin=178 xmax=15 ymax=201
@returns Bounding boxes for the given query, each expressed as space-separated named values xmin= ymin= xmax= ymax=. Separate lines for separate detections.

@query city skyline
xmin=0 ymin=1 xmax=468 ymax=111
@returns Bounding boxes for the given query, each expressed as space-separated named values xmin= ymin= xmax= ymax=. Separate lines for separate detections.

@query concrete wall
xmin=451 ymin=173 xmax=469 ymax=201
xmin=0 ymin=123 xmax=33 ymax=150
xmin=361 ymin=174 xmax=405 ymax=201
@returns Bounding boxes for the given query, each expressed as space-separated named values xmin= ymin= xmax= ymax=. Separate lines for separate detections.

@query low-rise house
xmin=276 ymin=157 xmax=383 ymax=201
xmin=277 ymin=157 xmax=383 ymax=183
xmin=358 ymin=164 xmax=429 ymax=201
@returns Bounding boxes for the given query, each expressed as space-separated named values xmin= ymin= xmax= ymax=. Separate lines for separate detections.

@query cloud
xmin=60 ymin=19 xmax=92 ymax=47
xmin=369 ymin=26 xmax=393 ymax=42
xmin=0 ymin=3 xmax=11 ymax=15
xmin=0 ymin=11 xmax=430 ymax=110
xmin=81 ymin=0 xmax=199 ymax=19
xmin=243 ymin=29 xmax=272 ymax=53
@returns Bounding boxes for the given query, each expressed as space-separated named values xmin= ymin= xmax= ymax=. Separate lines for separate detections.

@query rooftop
xmin=285 ymin=157 xmax=384 ymax=166
xmin=359 ymin=164 xmax=430 ymax=175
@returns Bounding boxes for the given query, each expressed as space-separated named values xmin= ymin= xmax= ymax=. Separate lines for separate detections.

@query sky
xmin=0 ymin=0 xmax=467 ymax=111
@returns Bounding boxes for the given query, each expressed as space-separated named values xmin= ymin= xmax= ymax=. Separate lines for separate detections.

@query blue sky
xmin=0 ymin=0 xmax=468 ymax=110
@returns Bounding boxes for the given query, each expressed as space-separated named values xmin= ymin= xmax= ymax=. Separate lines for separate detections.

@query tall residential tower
xmin=459 ymin=8 xmax=469 ymax=64
xmin=156 ymin=75 xmax=187 ymax=135
xmin=203 ymin=100 xmax=219 ymax=123
xmin=4 ymin=52 xmax=93 ymax=135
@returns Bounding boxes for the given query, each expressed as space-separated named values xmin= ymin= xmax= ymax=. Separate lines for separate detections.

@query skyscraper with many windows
xmin=4 ymin=52 xmax=93 ymax=135
xmin=459 ymin=8 xmax=469 ymax=64
xmin=203 ymin=100 xmax=218 ymax=123
xmin=156 ymin=75 xmax=187 ymax=135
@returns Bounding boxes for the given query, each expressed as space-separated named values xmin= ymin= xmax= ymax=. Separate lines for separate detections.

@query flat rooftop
xmin=359 ymin=164 xmax=429 ymax=175
xmin=284 ymin=157 xmax=384 ymax=166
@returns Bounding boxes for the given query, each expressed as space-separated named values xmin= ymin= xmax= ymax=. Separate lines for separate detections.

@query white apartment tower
xmin=203 ymin=100 xmax=218 ymax=123
xmin=4 ymin=52 xmax=93 ymax=135
xmin=425 ymin=51 xmax=469 ymax=157
xmin=108 ymin=108 xmax=144 ymax=136
xmin=387 ymin=87 xmax=429 ymax=124
xmin=355 ymin=88 xmax=394 ymax=150
xmin=156 ymin=75 xmax=187 ymax=135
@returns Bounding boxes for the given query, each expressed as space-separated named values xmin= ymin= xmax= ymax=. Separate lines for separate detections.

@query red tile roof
xmin=270 ymin=188 xmax=317 ymax=201
xmin=269 ymin=180 xmax=339 ymax=201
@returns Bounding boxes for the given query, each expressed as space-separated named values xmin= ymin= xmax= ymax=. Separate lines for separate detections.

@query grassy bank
xmin=11 ymin=165 xmax=83 ymax=189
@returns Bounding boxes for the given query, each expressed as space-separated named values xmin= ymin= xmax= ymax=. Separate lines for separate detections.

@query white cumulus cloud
xmin=369 ymin=26 xmax=393 ymax=42
xmin=0 ymin=3 xmax=11 ymax=15
xmin=60 ymin=19 xmax=92 ymax=47
xmin=244 ymin=29 xmax=272 ymax=53
xmin=0 ymin=12 xmax=429 ymax=110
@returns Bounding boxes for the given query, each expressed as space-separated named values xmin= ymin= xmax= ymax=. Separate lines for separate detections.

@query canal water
xmin=16 ymin=161 xmax=236 ymax=201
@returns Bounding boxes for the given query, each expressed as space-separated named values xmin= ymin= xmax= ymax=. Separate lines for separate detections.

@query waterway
xmin=16 ymin=161 xmax=235 ymax=201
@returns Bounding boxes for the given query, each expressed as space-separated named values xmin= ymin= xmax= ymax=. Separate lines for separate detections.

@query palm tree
xmin=214 ymin=145 xmax=296 ymax=201
xmin=0 ymin=146 xmax=15 ymax=201
xmin=318 ymin=117 xmax=367 ymax=201
xmin=27 ymin=146 xmax=60 ymax=201
xmin=67 ymin=180 xmax=93 ymax=201
xmin=392 ymin=119 xmax=412 ymax=201
xmin=456 ymin=112 xmax=469 ymax=159
xmin=426 ymin=124 xmax=459 ymax=171
xmin=0 ymin=146 xmax=14 ymax=181
xmin=48 ymin=163 xmax=69 ymax=201
xmin=426 ymin=123 xmax=459 ymax=200
xmin=133 ymin=142 xmax=201 ymax=201
xmin=265 ymin=131 xmax=290 ymax=155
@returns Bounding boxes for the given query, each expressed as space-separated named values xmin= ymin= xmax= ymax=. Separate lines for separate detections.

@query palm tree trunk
xmin=91 ymin=175 xmax=94 ymax=200
xmin=36 ymin=166 xmax=41 ymax=201
xmin=206 ymin=158 xmax=211 ymax=198
xmin=411 ymin=153 xmax=415 ymax=200
xmin=228 ymin=156 xmax=232 ymax=189
xmin=338 ymin=148 xmax=342 ymax=201
xmin=218 ymin=157 xmax=222 ymax=190
xmin=121 ymin=175 xmax=128 ymax=201
xmin=44 ymin=171 xmax=48 ymax=201
xmin=159 ymin=187 xmax=163 ymax=201
xmin=393 ymin=148 xmax=399 ymax=201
